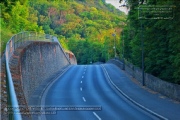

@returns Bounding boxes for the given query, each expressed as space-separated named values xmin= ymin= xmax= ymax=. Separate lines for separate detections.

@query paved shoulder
xmin=102 ymin=63 xmax=180 ymax=120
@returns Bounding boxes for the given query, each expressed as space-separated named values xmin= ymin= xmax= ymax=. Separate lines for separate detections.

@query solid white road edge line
xmin=93 ymin=112 xmax=102 ymax=120
xmin=40 ymin=65 xmax=72 ymax=120
xmin=100 ymin=65 xmax=168 ymax=120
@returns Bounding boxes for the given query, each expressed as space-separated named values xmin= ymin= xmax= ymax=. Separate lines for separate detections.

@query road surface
xmin=40 ymin=64 xmax=157 ymax=120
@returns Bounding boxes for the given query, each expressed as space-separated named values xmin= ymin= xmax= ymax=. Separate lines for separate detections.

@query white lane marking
xmin=93 ymin=112 xmax=101 ymax=120
xmin=82 ymin=76 xmax=84 ymax=78
xmin=83 ymin=72 xmax=85 ymax=74
xmin=40 ymin=65 xmax=72 ymax=120
xmin=80 ymin=87 xmax=82 ymax=91
xmin=100 ymin=65 xmax=168 ymax=120
xmin=82 ymin=97 xmax=86 ymax=102
xmin=81 ymin=81 xmax=82 ymax=83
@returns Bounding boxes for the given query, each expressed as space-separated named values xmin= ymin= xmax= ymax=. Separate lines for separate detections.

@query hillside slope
xmin=1 ymin=0 xmax=126 ymax=64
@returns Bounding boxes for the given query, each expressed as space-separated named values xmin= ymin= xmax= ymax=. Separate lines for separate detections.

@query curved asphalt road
xmin=40 ymin=65 xmax=156 ymax=120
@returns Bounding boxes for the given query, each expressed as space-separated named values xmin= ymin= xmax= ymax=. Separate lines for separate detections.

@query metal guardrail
xmin=5 ymin=31 xmax=70 ymax=120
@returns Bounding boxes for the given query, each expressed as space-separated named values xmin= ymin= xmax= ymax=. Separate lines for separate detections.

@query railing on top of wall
xmin=5 ymin=31 xmax=70 ymax=120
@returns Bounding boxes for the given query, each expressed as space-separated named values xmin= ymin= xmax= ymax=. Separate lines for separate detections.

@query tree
xmin=122 ymin=0 xmax=180 ymax=84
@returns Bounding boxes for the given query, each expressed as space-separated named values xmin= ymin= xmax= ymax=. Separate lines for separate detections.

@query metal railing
xmin=5 ymin=31 xmax=70 ymax=120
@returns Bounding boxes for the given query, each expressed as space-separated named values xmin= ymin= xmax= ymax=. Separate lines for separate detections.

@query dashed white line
xmin=82 ymin=76 xmax=84 ymax=78
xmin=81 ymin=81 xmax=82 ymax=83
xmin=83 ymin=72 xmax=85 ymax=74
xmin=80 ymin=87 xmax=82 ymax=91
xmin=93 ymin=112 xmax=101 ymax=120
xmin=82 ymin=97 xmax=86 ymax=102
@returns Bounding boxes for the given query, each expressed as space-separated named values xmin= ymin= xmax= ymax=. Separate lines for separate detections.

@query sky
xmin=105 ymin=0 xmax=128 ymax=14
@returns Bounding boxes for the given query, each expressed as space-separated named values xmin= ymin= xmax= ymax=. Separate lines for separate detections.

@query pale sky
xmin=105 ymin=0 xmax=128 ymax=14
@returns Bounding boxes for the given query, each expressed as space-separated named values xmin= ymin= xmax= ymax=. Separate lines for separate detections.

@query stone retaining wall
xmin=109 ymin=59 xmax=180 ymax=101
xmin=20 ymin=42 xmax=70 ymax=103
xmin=8 ymin=41 xmax=71 ymax=119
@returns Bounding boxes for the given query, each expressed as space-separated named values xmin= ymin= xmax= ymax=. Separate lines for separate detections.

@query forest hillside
xmin=121 ymin=0 xmax=180 ymax=84
xmin=1 ymin=0 xmax=179 ymax=84
xmin=0 ymin=0 xmax=126 ymax=64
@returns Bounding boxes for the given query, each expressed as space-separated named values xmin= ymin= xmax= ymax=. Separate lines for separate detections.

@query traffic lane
xmin=41 ymin=65 xmax=155 ymax=120
xmin=102 ymin=63 xmax=180 ymax=120
xmin=81 ymin=65 xmax=154 ymax=120
xmin=41 ymin=65 xmax=96 ymax=120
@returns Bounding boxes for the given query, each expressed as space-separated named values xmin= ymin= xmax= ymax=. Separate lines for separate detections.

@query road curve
xmin=40 ymin=64 xmax=157 ymax=120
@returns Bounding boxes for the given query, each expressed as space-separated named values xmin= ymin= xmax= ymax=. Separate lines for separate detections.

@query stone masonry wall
xmin=20 ymin=42 xmax=70 ymax=103
xmin=7 ymin=41 xmax=70 ymax=119
xmin=125 ymin=63 xmax=180 ymax=101
xmin=109 ymin=59 xmax=180 ymax=101
xmin=107 ymin=59 xmax=124 ymax=70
